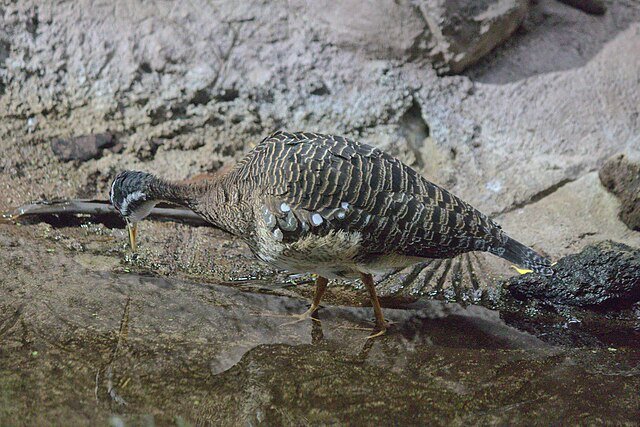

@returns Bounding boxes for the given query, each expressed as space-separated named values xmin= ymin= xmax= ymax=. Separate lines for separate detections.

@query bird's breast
xmin=251 ymin=219 xmax=426 ymax=279
xmin=251 ymin=214 xmax=367 ymax=278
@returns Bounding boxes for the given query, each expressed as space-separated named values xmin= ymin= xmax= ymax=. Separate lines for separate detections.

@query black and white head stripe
xmin=110 ymin=170 xmax=154 ymax=219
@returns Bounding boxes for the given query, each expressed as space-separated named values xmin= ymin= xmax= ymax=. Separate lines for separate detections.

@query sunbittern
xmin=110 ymin=131 xmax=552 ymax=337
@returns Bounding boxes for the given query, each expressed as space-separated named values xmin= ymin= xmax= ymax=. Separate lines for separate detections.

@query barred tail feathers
xmin=490 ymin=236 xmax=553 ymax=276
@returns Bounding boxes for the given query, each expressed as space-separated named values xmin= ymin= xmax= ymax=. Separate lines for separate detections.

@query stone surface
xmin=599 ymin=153 xmax=640 ymax=231
xmin=50 ymin=132 xmax=115 ymax=162
xmin=302 ymin=0 xmax=426 ymax=59
xmin=416 ymin=0 xmax=529 ymax=73
xmin=304 ymin=0 xmax=528 ymax=74
xmin=507 ymin=241 xmax=640 ymax=309
xmin=0 ymin=0 xmax=638 ymax=230
xmin=495 ymin=173 xmax=640 ymax=258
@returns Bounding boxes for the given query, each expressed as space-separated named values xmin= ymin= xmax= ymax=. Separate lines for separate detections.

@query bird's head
xmin=110 ymin=170 xmax=158 ymax=251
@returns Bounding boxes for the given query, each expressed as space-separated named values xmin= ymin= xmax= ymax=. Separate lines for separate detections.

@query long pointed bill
xmin=127 ymin=222 xmax=138 ymax=252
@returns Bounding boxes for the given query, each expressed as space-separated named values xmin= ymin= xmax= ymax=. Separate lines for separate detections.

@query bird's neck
xmin=150 ymin=169 xmax=251 ymax=236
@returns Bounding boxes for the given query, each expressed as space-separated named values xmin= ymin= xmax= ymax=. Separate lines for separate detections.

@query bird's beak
xmin=127 ymin=222 xmax=138 ymax=252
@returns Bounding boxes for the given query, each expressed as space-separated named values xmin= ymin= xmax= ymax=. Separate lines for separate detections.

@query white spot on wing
xmin=341 ymin=202 xmax=349 ymax=210
xmin=311 ymin=213 xmax=323 ymax=226
xmin=273 ymin=228 xmax=283 ymax=241
xmin=280 ymin=202 xmax=290 ymax=212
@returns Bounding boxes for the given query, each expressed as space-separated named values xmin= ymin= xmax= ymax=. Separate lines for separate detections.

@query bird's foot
xmin=279 ymin=306 xmax=321 ymax=327
xmin=335 ymin=321 xmax=390 ymax=339
xmin=366 ymin=325 xmax=387 ymax=339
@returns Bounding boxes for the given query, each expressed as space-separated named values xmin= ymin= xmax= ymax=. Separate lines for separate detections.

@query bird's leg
xmin=361 ymin=273 xmax=387 ymax=338
xmin=280 ymin=276 xmax=328 ymax=326
xmin=296 ymin=275 xmax=328 ymax=320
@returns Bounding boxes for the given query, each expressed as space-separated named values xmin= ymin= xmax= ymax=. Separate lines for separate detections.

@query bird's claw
xmin=366 ymin=327 xmax=387 ymax=339
xmin=334 ymin=322 xmax=389 ymax=339
xmin=279 ymin=308 xmax=321 ymax=327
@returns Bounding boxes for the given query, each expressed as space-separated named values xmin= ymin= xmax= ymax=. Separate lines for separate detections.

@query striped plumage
xmin=110 ymin=130 xmax=552 ymax=336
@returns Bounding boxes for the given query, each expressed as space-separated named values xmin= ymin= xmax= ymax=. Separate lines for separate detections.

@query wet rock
xmin=212 ymin=343 xmax=466 ymax=425
xmin=51 ymin=133 xmax=116 ymax=162
xmin=306 ymin=0 xmax=529 ymax=73
xmin=558 ymin=0 xmax=606 ymax=15
xmin=599 ymin=153 xmax=640 ymax=231
xmin=2 ymin=222 xmax=640 ymax=424
xmin=507 ymin=241 xmax=640 ymax=309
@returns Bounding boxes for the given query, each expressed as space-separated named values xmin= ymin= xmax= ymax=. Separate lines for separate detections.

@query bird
xmin=110 ymin=131 xmax=552 ymax=337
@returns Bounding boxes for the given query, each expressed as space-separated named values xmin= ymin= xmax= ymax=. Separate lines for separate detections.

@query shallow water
xmin=0 ymin=223 xmax=639 ymax=425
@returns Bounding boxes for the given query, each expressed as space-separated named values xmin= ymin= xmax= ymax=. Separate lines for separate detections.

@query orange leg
xmin=361 ymin=273 xmax=387 ymax=338
xmin=281 ymin=276 xmax=328 ymax=326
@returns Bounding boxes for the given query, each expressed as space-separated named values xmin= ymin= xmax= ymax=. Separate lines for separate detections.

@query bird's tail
xmin=490 ymin=236 xmax=553 ymax=276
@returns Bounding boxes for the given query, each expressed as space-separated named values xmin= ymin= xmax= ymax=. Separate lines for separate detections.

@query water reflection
xmin=98 ymin=272 xmax=555 ymax=376
xmin=2 ymin=266 xmax=638 ymax=424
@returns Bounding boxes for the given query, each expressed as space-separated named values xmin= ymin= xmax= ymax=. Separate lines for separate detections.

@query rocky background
xmin=1 ymin=0 xmax=640 ymax=424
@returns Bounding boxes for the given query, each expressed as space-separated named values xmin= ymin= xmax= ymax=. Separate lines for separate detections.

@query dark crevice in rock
xmin=139 ymin=62 xmax=152 ymax=73
xmin=170 ymin=103 xmax=188 ymax=119
xmin=26 ymin=8 xmax=39 ymax=38
xmin=191 ymin=89 xmax=212 ymax=106
xmin=149 ymin=101 xmax=190 ymax=126
xmin=133 ymin=139 xmax=160 ymax=160
xmin=205 ymin=115 xmax=224 ymax=127
xmin=398 ymin=98 xmax=430 ymax=168
xmin=149 ymin=106 xmax=168 ymax=126
xmin=0 ymin=38 xmax=10 ymax=97
xmin=557 ymin=0 xmax=606 ymax=15
xmin=0 ymin=39 xmax=10 ymax=66
xmin=214 ymin=88 xmax=239 ymax=102
xmin=501 ymin=177 xmax=575 ymax=215
xmin=309 ymin=81 xmax=330 ymax=96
